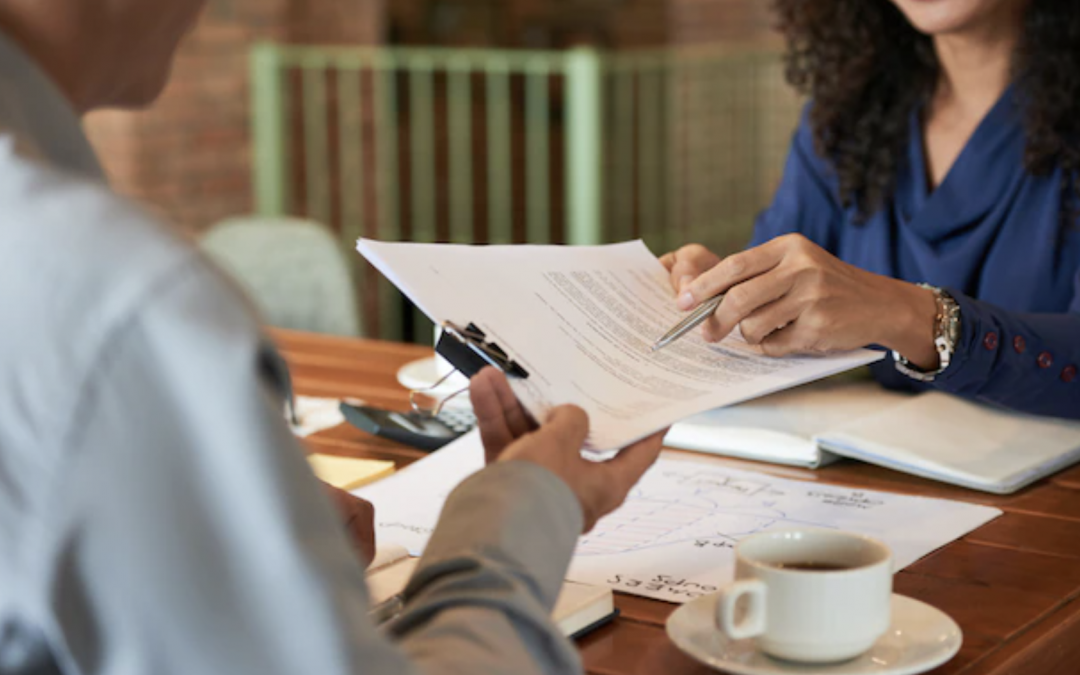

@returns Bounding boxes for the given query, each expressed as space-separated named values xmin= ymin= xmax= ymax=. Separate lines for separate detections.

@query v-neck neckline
xmin=899 ymin=84 xmax=1025 ymax=240
xmin=912 ymin=85 xmax=1016 ymax=200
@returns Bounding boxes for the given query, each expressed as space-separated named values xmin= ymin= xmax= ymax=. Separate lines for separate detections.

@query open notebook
xmin=366 ymin=545 xmax=616 ymax=638
xmin=666 ymin=377 xmax=1080 ymax=494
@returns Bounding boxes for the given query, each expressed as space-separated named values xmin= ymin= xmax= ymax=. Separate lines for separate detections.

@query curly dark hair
xmin=773 ymin=0 xmax=1080 ymax=223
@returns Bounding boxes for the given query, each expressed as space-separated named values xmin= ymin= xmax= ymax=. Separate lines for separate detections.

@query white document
xmin=357 ymin=434 xmax=1002 ymax=604
xmin=358 ymin=239 xmax=884 ymax=452
xmin=566 ymin=459 xmax=1000 ymax=603
xmin=288 ymin=396 xmax=346 ymax=438
xmin=355 ymin=430 xmax=486 ymax=555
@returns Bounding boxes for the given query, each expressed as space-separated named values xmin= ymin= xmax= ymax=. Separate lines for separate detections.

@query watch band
xmin=893 ymin=284 xmax=961 ymax=382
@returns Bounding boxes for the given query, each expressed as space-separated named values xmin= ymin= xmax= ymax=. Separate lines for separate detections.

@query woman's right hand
xmin=659 ymin=244 xmax=722 ymax=294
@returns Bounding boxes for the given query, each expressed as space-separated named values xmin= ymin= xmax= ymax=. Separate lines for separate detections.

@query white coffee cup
xmin=715 ymin=529 xmax=893 ymax=663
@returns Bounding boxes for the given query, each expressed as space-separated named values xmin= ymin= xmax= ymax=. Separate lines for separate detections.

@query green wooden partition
xmin=250 ymin=42 xmax=800 ymax=341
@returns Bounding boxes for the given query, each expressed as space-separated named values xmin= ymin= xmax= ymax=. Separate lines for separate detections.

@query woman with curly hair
xmin=662 ymin=0 xmax=1080 ymax=419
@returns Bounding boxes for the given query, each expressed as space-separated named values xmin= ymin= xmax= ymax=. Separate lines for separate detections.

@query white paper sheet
xmin=567 ymin=459 xmax=1000 ymax=603
xmin=288 ymin=396 xmax=347 ymax=438
xmin=355 ymin=430 xmax=486 ymax=554
xmin=358 ymin=239 xmax=885 ymax=452
xmin=357 ymin=433 xmax=1002 ymax=604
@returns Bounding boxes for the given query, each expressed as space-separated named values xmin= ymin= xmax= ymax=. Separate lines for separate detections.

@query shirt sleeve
xmin=924 ymin=288 xmax=1080 ymax=420
xmin=36 ymin=257 xmax=584 ymax=675
xmin=749 ymin=109 xmax=1080 ymax=420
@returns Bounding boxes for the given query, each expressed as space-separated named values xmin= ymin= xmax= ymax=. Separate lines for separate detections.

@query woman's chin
xmin=890 ymin=0 xmax=1009 ymax=37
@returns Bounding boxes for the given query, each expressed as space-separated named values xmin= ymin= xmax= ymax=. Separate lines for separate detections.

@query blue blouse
xmin=751 ymin=92 xmax=1080 ymax=419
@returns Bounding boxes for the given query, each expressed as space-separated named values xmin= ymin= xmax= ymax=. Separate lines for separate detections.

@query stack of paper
xmin=357 ymin=239 xmax=883 ymax=452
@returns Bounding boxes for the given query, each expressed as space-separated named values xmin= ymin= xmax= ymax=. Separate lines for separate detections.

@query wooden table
xmin=276 ymin=328 xmax=1080 ymax=675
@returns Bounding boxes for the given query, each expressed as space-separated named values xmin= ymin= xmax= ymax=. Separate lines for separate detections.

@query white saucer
xmin=666 ymin=593 xmax=961 ymax=675
xmin=396 ymin=357 xmax=472 ymax=410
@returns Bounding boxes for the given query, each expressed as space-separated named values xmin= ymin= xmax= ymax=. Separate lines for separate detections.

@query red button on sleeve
xmin=1013 ymin=336 xmax=1026 ymax=353
xmin=1063 ymin=365 xmax=1078 ymax=383
xmin=983 ymin=332 xmax=999 ymax=350
xmin=1038 ymin=351 xmax=1054 ymax=369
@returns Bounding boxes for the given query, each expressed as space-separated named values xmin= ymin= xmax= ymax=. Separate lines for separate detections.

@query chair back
xmin=201 ymin=216 xmax=362 ymax=337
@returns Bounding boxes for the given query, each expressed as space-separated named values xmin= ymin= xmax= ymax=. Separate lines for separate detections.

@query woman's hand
xmin=665 ymin=235 xmax=940 ymax=369
xmin=660 ymin=244 xmax=722 ymax=294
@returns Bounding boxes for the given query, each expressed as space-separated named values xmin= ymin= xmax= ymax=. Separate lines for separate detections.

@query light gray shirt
xmin=0 ymin=31 xmax=584 ymax=675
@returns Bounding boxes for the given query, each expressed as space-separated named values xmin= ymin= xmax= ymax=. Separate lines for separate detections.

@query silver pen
xmin=650 ymin=294 xmax=725 ymax=352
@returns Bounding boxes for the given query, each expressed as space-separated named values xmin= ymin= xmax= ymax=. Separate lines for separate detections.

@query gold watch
xmin=892 ymin=284 xmax=961 ymax=383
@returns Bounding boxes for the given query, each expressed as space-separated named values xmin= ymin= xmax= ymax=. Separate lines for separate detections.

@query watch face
xmin=941 ymin=295 xmax=962 ymax=346
xmin=894 ymin=285 xmax=960 ymax=383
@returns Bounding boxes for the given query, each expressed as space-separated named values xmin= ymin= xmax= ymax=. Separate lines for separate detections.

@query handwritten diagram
xmin=566 ymin=459 xmax=1001 ymax=603
xmin=577 ymin=471 xmax=843 ymax=557
xmin=359 ymin=434 xmax=1001 ymax=606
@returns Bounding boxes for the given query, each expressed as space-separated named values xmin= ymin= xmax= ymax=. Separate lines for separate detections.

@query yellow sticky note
xmin=307 ymin=454 xmax=395 ymax=490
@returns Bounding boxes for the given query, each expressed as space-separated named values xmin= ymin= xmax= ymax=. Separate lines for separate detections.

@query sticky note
xmin=307 ymin=454 xmax=395 ymax=490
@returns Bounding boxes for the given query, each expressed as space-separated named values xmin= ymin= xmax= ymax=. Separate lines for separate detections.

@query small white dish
xmin=396 ymin=357 xmax=472 ymax=410
xmin=666 ymin=593 xmax=961 ymax=675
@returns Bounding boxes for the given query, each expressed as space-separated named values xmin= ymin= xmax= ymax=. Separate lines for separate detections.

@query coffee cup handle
xmin=716 ymin=579 xmax=767 ymax=641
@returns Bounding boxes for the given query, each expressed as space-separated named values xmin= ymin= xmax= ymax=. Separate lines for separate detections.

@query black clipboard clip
xmin=409 ymin=321 xmax=530 ymax=416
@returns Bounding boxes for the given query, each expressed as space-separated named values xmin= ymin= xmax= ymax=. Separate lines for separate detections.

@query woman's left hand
xmin=675 ymin=234 xmax=939 ymax=368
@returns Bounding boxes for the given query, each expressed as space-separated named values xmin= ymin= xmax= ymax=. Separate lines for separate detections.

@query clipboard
xmin=409 ymin=321 xmax=529 ymax=415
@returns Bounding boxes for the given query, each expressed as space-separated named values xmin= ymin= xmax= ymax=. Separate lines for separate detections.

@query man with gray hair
xmin=0 ymin=2 xmax=664 ymax=674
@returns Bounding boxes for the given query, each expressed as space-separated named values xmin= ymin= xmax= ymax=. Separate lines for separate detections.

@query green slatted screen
xmin=250 ymin=43 xmax=800 ymax=341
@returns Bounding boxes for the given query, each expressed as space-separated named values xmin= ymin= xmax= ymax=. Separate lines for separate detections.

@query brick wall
xmin=85 ymin=0 xmax=383 ymax=233
xmin=388 ymin=0 xmax=669 ymax=49
xmin=668 ymin=0 xmax=776 ymax=44
xmin=85 ymin=0 xmax=777 ymax=235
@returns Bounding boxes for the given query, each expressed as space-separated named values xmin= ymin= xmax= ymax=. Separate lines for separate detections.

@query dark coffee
xmin=771 ymin=561 xmax=852 ymax=572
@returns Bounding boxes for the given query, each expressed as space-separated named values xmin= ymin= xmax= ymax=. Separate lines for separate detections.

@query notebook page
xmin=666 ymin=378 xmax=912 ymax=466
xmin=816 ymin=393 xmax=1080 ymax=493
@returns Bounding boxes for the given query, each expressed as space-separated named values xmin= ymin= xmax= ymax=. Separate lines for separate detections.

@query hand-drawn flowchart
xmin=576 ymin=472 xmax=833 ymax=557
xmin=567 ymin=460 xmax=1001 ymax=603
xmin=359 ymin=434 xmax=1002 ymax=605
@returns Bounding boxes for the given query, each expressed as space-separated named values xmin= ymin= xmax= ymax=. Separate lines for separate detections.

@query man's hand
xmin=324 ymin=484 xmax=376 ymax=564
xmin=469 ymin=368 xmax=665 ymax=532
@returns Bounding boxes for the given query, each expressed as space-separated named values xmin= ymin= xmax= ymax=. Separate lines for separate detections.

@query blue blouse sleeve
xmin=749 ymin=106 xmax=843 ymax=249
xmin=751 ymin=106 xmax=1080 ymax=420
xmin=932 ymin=290 xmax=1080 ymax=419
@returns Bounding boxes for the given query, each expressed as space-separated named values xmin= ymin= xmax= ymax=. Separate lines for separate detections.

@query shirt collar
xmin=0 ymin=29 xmax=105 ymax=181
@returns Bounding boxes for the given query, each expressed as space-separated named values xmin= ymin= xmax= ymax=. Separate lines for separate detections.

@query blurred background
xmin=85 ymin=0 xmax=801 ymax=342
